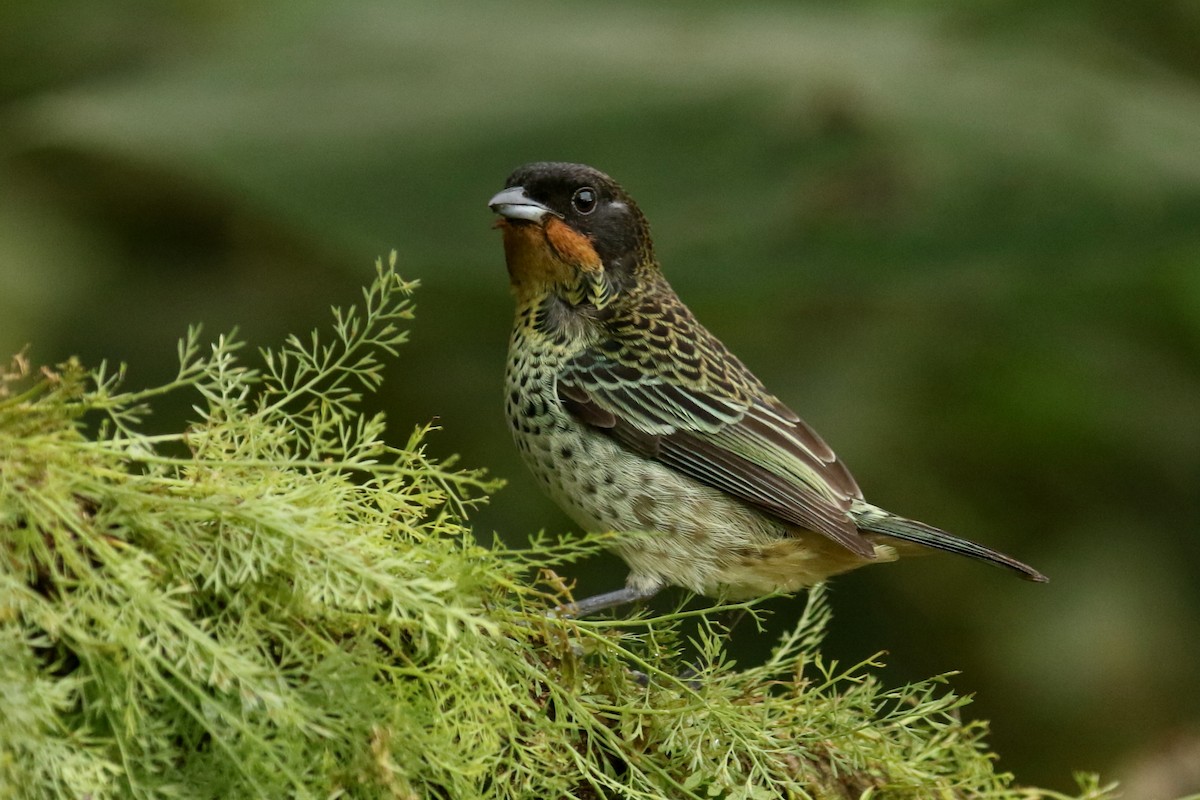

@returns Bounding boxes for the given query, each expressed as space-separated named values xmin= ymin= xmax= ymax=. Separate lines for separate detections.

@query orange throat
xmin=497 ymin=217 xmax=602 ymax=301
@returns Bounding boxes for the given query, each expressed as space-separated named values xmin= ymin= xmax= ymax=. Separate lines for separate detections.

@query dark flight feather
xmin=557 ymin=281 xmax=877 ymax=559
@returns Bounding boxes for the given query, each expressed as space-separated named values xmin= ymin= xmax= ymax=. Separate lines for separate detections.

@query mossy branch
xmin=0 ymin=254 xmax=1113 ymax=799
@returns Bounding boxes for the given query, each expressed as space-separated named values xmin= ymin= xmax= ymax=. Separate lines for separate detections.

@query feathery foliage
xmin=0 ymin=254 xmax=1113 ymax=799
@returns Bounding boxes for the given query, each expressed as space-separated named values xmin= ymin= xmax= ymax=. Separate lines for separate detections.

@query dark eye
xmin=571 ymin=187 xmax=598 ymax=215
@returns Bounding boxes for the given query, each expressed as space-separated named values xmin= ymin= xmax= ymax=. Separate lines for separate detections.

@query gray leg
xmin=556 ymin=583 xmax=661 ymax=618
xmin=715 ymin=607 xmax=748 ymax=636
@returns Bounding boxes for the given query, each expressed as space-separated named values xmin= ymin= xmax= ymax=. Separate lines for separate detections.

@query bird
xmin=488 ymin=161 xmax=1046 ymax=617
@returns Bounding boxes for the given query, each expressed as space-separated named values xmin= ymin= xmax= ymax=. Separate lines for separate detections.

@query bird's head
xmin=488 ymin=162 xmax=653 ymax=308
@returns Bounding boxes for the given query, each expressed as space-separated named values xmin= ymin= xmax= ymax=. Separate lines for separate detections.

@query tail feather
xmin=850 ymin=502 xmax=1048 ymax=583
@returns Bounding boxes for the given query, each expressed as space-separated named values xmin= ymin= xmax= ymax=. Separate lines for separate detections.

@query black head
xmin=489 ymin=162 xmax=653 ymax=285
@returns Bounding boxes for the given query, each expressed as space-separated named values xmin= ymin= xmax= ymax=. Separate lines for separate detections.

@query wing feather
xmin=558 ymin=336 xmax=874 ymax=558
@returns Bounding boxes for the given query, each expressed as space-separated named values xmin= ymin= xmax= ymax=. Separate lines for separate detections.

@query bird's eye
xmin=571 ymin=187 xmax=598 ymax=215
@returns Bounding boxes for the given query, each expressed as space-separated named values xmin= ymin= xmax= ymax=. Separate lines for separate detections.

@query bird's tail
xmin=850 ymin=501 xmax=1048 ymax=582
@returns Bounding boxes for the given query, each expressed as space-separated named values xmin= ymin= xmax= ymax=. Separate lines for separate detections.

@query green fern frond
xmin=0 ymin=254 xmax=1114 ymax=799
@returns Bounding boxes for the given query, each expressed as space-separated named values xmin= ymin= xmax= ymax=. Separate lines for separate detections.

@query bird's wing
xmin=558 ymin=303 xmax=875 ymax=558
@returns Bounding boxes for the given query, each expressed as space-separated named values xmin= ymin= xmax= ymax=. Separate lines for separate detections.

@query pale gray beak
xmin=488 ymin=186 xmax=560 ymax=223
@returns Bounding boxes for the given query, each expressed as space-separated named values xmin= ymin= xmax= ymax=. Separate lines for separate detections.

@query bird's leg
xmin=555 ymin=583 xmax=661 ymax=618
xmin=713 ymin=607 xmax=749 ymax=637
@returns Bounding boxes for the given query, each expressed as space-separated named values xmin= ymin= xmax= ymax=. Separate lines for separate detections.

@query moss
xmin=0 ymin=255 xmax=1112 ymax=799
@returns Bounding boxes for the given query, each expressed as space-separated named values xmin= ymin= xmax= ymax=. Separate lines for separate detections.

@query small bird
xmin=489 ymin=162 xmax=1046 ymax=616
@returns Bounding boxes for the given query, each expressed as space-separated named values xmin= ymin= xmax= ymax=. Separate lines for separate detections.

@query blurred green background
xmin=3 ymin=1 xmax=1199 ymax=796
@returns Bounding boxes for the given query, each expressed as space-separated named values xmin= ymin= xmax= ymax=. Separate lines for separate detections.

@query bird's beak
xmin=488 ymin=186 xmax=560 ymax=223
